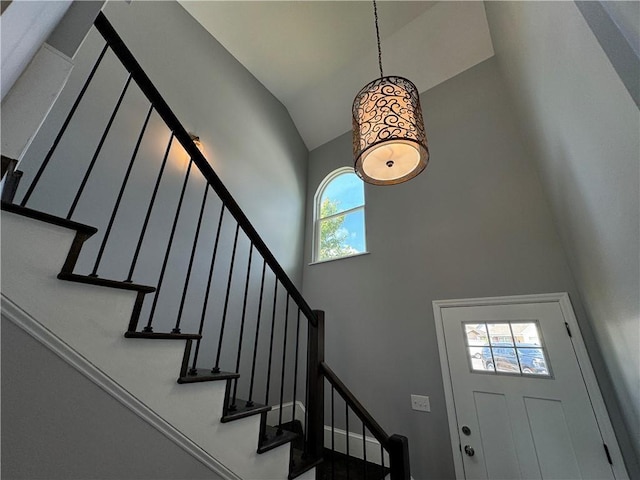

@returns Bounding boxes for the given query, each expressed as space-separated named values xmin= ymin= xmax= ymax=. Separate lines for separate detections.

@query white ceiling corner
xmin=178 ymin=0 xmax=494 ymax=150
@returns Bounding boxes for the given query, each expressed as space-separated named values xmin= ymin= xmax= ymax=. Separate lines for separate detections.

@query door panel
xmin=524 ymin=397 xmax=581 ymax=479
xmin=441 ymin=301 xmax=615 ymax=480
xmin=474 ymin=392 xmax=520 ymax=479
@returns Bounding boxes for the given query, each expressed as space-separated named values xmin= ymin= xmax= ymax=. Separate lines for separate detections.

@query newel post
xmin=388 ymin=434 xmax=411 ymax=480
xmin=305 ymin=309 xmax=325 ymax=460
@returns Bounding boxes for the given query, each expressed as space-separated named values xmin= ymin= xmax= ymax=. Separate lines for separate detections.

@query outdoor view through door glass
xmin=464 ymin=321 xmax=551 ymax=377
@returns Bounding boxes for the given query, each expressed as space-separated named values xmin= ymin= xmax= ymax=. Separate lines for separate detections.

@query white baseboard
xmin=323 ymin=425 xmax=389 ymax=466
xmin=1 ymin=293 xmax=241 ymax=480
xmin=267 ymin=400 xmax=389 ymax=466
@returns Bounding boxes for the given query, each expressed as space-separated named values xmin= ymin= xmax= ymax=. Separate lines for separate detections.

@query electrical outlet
xmin=411 ymin=394 xmax=430 ymax=412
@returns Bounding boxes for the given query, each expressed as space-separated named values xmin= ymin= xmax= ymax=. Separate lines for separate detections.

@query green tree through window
xmin=314 ymin=168 xmax=366 ymax=262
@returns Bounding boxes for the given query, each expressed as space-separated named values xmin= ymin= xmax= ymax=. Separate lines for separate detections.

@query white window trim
xmin=312 ymin=166 xmax=367 ymax=263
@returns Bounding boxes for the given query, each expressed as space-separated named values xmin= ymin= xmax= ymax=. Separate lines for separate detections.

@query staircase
xmin=2 ymin=203 xmax=301 ymax=479
xmin=1 ymin=11 xmax=410 ymax=480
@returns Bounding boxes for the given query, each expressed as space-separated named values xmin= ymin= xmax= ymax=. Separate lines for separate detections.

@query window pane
xmin=481 ymin=347 xmax=496 ymax=372
xmin=464 ymin=323 xmax=489 ymax=346
xmin=487 ymin=323 xmax=514 ymax=346
xmin=318 ymin=208 xmax=365 ymax=261
xmin=511 ymin=322 xmax=542 ymax=346
xmin=320 ymin=172 xmax=364 ymax=217
xmin=517 ymin=348 xmax=549 ymax=375
xmin=467 ymin=320 xmax=551 ymax=377
xmin=491 ymin=347 xmax=519 ymax=373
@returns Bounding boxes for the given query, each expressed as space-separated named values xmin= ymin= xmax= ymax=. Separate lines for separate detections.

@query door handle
xmin=464 ymin=445 xmax=475 ymax=457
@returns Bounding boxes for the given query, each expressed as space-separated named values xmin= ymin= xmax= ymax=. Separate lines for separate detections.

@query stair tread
xmin=1 ymin=202 xmax=98 ymax=236
xmin=58 ymin=272 xmax=156 ymax=293
xmin=258 ymin=425 xmax=298 ymax=454
xmin=317 ymin=448 xmax=390 ymax=480
xmin=221 ymin=398 xmax=271 ymax=423
xmin=125 ymin=331 xmax=201 ymax=340
xmin=177 ymin=368 xmax=239 ymax=384
xmin=289 ymin=447 xmax=324 ymax=479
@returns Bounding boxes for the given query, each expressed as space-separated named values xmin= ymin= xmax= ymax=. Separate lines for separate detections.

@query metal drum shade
xmin=352 ymin=76 xmax=429 ymax=185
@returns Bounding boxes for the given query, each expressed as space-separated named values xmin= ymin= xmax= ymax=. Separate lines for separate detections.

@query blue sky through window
xmin=316 ymin=170 xmax=366 ymax=261
xmin=339 ymin=209 xmax=366 ymax=252
xmin=320 ymin=172 xmax=364 ymax=217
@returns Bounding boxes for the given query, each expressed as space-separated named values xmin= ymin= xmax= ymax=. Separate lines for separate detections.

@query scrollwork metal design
xmin=352 ymin=76 xmax=429 ymax=185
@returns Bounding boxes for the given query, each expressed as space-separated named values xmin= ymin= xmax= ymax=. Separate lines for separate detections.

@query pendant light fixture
xmin=352 ymin=0 xmax=429 ymax=186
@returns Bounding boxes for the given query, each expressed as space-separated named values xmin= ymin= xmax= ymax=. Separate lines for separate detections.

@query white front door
xmin=433 ymin=294 xmax=627 ymax=480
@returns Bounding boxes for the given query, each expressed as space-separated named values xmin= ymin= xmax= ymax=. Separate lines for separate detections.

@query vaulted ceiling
xmin=178 ymin=1 xmax=494 ymax=150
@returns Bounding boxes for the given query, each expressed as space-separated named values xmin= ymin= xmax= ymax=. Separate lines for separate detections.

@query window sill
xmin=309 ymin=251 xmax=370 ymax=266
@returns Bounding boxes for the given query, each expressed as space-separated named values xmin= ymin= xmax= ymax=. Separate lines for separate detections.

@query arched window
xmin=313 ymin=167 xmax=367 ymax=263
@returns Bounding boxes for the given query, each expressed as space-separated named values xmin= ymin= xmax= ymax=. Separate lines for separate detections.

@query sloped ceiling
xmin=178 ymin=1 xmax=494 ymax=150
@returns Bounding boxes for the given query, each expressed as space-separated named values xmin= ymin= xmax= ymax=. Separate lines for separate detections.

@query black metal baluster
xmin=172 ymin=184 xmax=209 ymax=333
xmin=67 ymin=73 xmax=133 ymax=220
xmin=362 ymin=423 xmax=367 ymax=479
xmin=189 ymin=203 xmax=225 ymax=375
xmin=346 ymin=404 xmax=350 ymax=480
xmin=276 ymin=294 xmax=290 ymax=434
xmin=264 ymin=278 xmax=278 ymax=407
xmin=291 ymin=308 xmax=301 ymax=426
xmin=229 ymin=242 xmax=253 ymax=410
xmin=144 ymin=158 xmax=194 ymax=332
xmin=21 ymin=43 xmax=109 ymax=207
xmin=246 ymin=259 xmax=266 ymax=407
xmin=126 ymin=133 xmax=174 ymax=282
xmin=212 ymin=223 xmax=240 ymax=373
xmin=331 ymin=386 xmax=336 ymax=480
xmin=90 ymin=104 xmax=154 ymax=277
xmin=303 ymin=323 xmax=310 ymax=458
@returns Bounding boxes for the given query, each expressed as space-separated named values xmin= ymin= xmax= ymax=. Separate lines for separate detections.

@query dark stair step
xmin=222 ymin=397 xmax=271 ymax=423
xmin=1 ymin=202 xmax=97 ymax=237
xmin=258 ymin=424 xmax=299 ymax=454
xmin=317 ymin=448 xmax=390 ymax=480
xmin=124 ymin=331 xmax=201 ymax=340
xmin=289 ymin=447 xmax=324 ymax=480
xmin=280 ymin=419 xmax=324 ymax=479
xmin=58 ymin=272 xmax=155 ymax=293
xmin=177 ymin=368 xmax=239 ymax=384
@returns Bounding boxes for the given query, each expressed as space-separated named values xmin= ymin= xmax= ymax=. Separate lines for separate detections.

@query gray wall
xmin=485 ymin=2 xmax=639 ymax=475
xmin=47 ymin=0 xmax=105 ymax=58
xmin=14 ymin=0 xmax=309 ymax=396
xmin=1 ymin=317 xmax=223 ymax=480
xmin=0 ymin=0 xmax=71 ymax=99
xmin=302 ymin=57 xmax=587 ymax=480
xmin=17 ymin=0 xmax=308 ymax=280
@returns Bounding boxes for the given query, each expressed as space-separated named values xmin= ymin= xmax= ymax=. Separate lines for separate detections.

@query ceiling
xmin=178 ymin=1 xmax=495 ymax=151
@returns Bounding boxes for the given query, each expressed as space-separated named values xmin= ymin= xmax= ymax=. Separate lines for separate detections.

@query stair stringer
xmin=1 ymin=210 xmax=293 ymax=480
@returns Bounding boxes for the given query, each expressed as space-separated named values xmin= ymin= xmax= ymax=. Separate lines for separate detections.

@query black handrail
xmin=92 ymin=12 xmax=317 ymax=326
xmin=320 ymin=361 xmax=411 ymax=480
xmin=320 ymin=361 xmax=390 ymax=448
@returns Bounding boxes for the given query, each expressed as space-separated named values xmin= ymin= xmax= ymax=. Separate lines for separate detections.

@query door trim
xmin=433 ymin=292 xmax=628 ymax=479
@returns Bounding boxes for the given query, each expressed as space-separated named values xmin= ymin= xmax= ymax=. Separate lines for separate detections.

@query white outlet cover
xmin=411 ymin=394 xmax=430 ymax=412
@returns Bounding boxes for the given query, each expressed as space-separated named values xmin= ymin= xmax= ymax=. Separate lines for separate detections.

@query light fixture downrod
xmin=352 ymin=0 xmax=429 ymax=186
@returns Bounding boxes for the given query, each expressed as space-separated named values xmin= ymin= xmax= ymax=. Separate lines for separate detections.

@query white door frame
xmin=433 ymin=292 xmax=628 ymax=479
